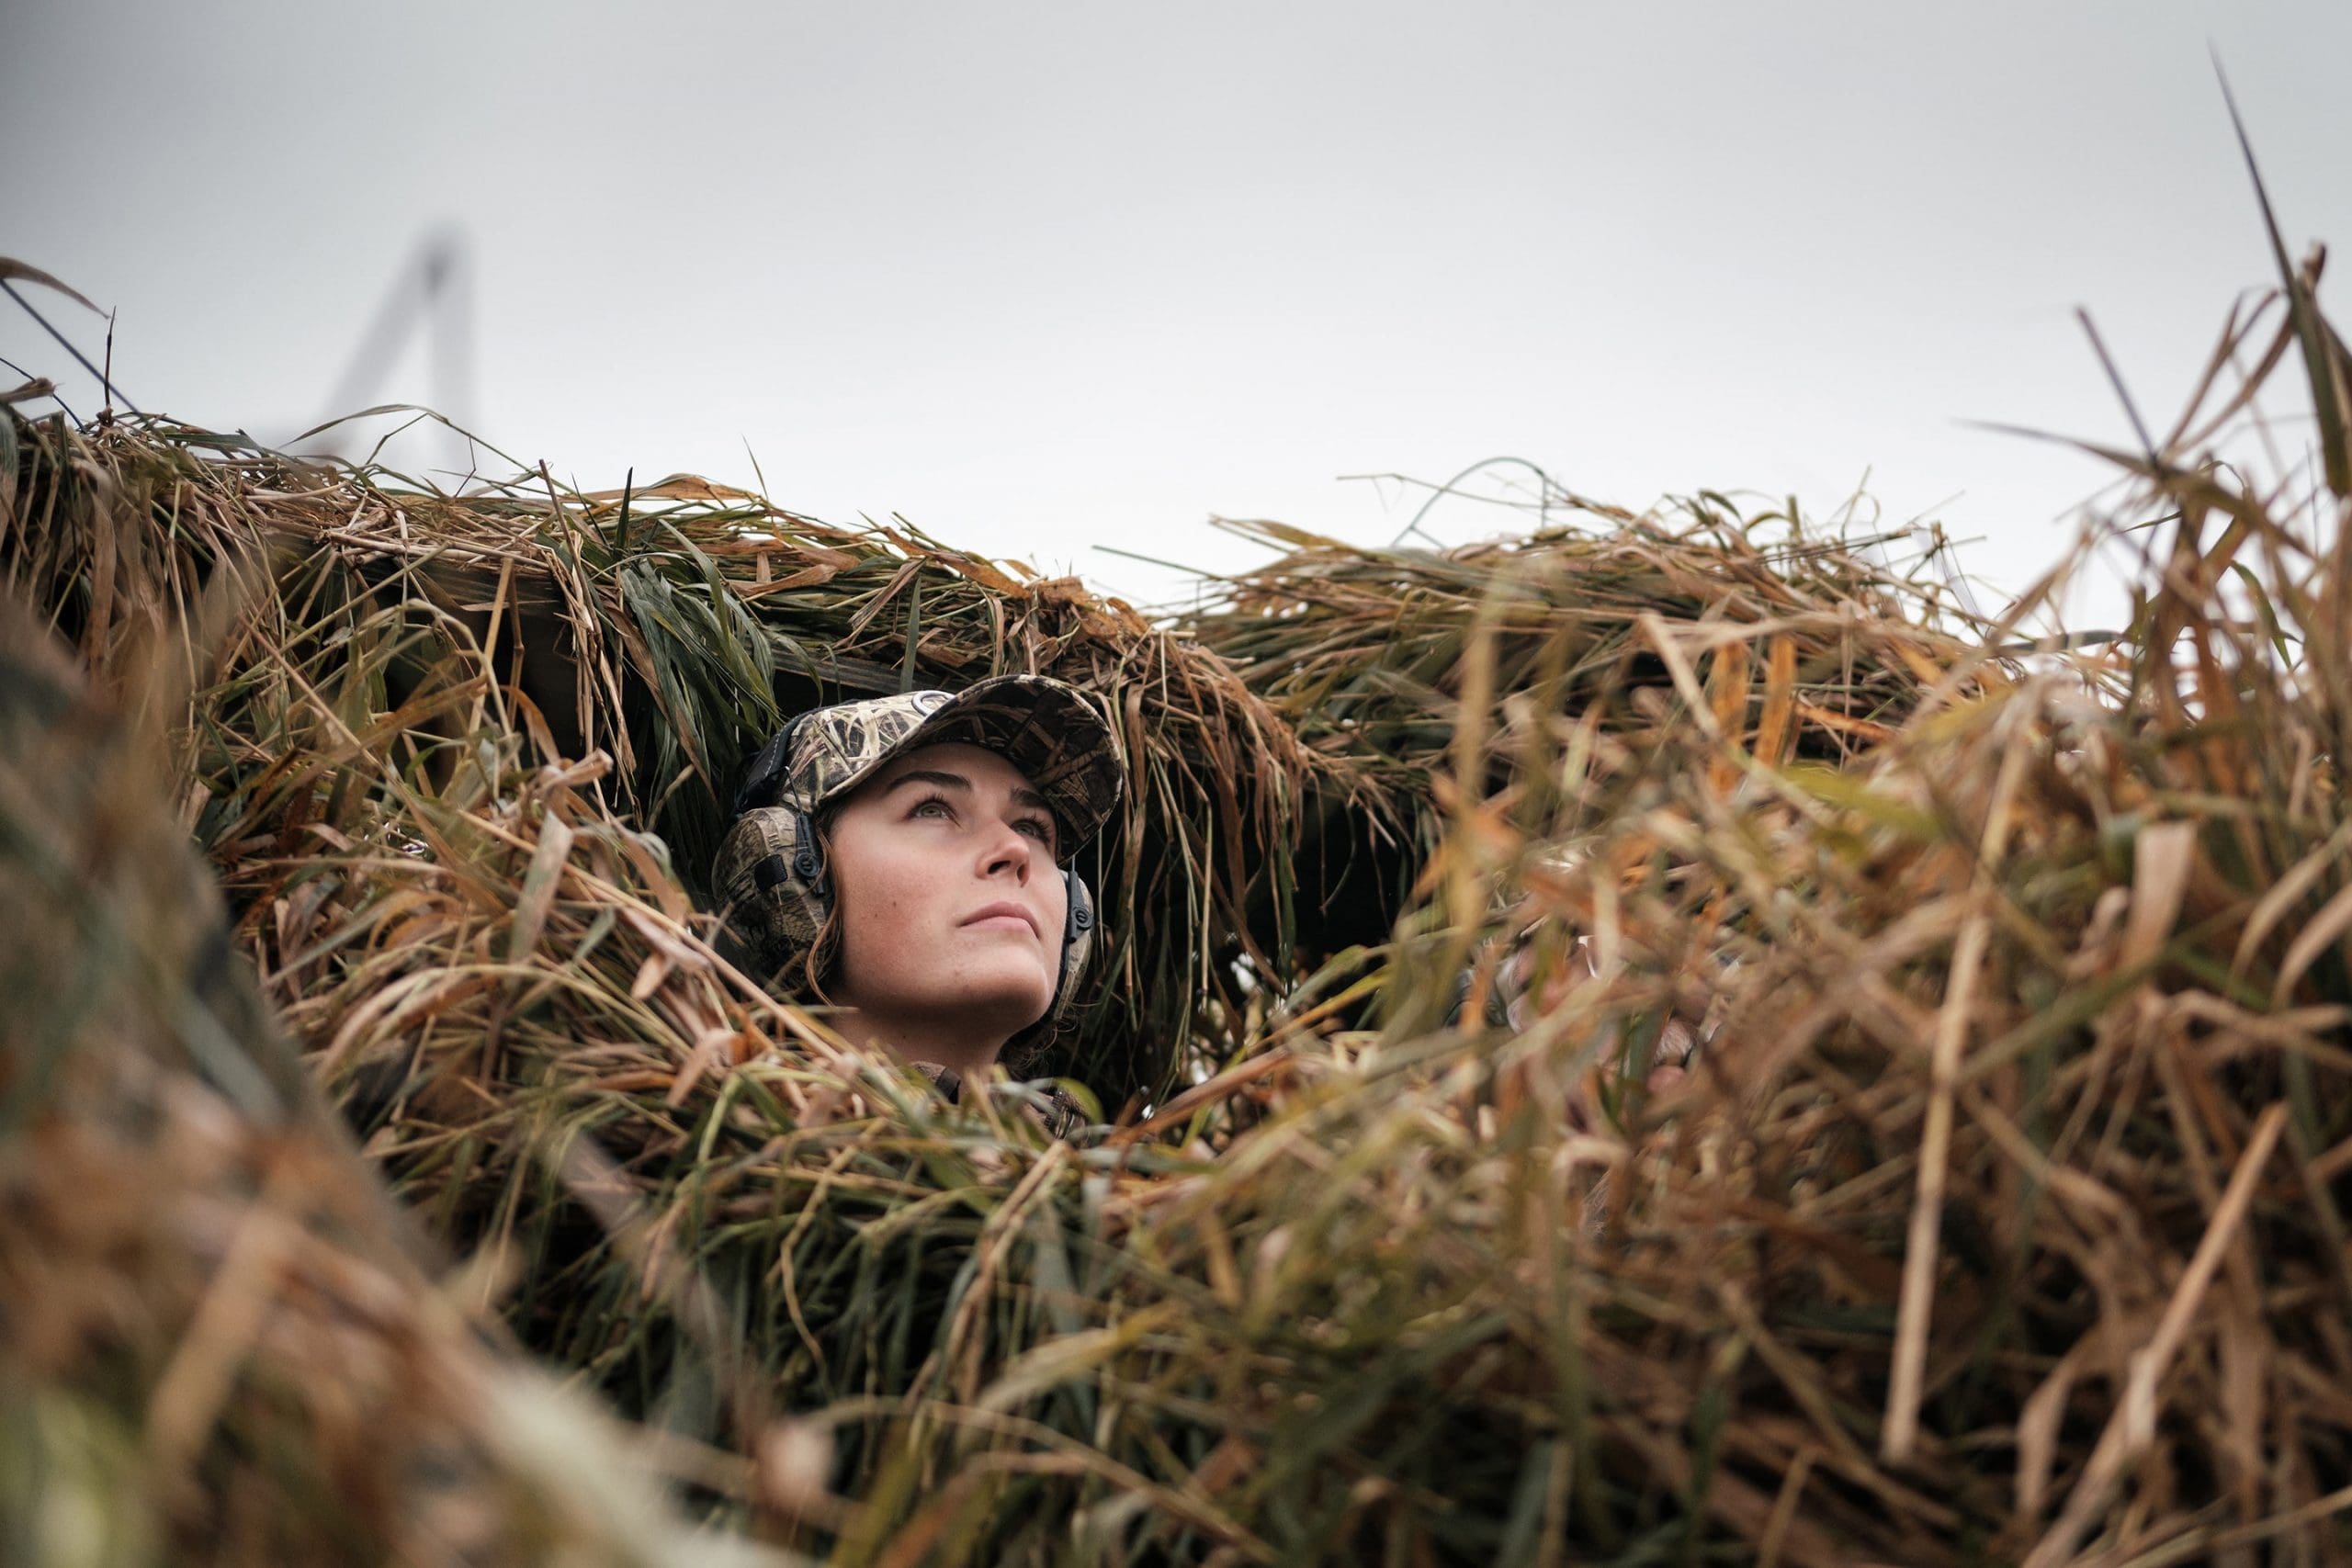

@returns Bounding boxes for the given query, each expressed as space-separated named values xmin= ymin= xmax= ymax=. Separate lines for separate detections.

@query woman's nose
xmin=978 ymin=820 xmax=1034 ymax=881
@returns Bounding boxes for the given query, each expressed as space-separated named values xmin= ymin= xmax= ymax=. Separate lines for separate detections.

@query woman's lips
xmin=961 ymin=901 xmax=1041 ymax=938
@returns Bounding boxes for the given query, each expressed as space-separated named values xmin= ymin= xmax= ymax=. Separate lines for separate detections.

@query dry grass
xmin=0 ymin=601 xmax=786 ymax=1568
xmin=1172 ymin=500 xmax=2001 ymax=963
xmin=4 ymin=222 xmax=2352 ymax=1565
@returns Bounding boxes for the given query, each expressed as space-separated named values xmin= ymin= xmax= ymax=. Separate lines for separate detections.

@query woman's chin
xmin=970 ymin=986 xmax=1055 ymax=1037
xmin=930 ymin=964 xmax=1056 ymax=1035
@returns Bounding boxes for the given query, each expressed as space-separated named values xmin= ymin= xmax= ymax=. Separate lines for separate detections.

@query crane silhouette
xmin=302 ymin=224 xmax=478 ymax=483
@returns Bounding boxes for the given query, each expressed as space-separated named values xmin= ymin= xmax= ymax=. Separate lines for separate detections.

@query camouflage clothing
xmin=712 ymin=674 xmax=1124 ymax=1050
xmin=915 ymin=1063 xmax=1093 ymax=1144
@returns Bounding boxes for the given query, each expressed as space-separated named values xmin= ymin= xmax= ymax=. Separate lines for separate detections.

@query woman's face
xmin=824 ymin=740 xmax=1069 ymax=1042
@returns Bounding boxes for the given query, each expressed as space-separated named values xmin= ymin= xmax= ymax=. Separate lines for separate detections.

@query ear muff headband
xmin=730 ymin=722 xmax=797 ymax=818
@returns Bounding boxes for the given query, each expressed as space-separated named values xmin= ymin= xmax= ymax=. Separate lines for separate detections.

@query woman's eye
xmin=1016 ymin=817 xmax=1056 ymax=848
xmin=911 ymin=795 xmax=954 ymax=821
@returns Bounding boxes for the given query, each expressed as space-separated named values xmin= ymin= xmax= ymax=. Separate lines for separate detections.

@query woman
xmin=712 ymin=675 xmax=1124 ymax=1134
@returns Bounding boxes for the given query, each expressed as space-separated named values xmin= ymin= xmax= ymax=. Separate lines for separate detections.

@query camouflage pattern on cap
xmin=775 ymin=674 xmax=1123 ymax=857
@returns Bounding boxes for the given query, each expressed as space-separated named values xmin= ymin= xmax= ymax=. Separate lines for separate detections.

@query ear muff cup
xmin=712 ymin=803 xmax=832 ymax=985
xmin=1043 ymin=868 xmax=1096 ymax=1040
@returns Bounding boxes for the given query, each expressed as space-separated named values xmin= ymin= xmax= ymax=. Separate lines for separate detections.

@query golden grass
xmin=5 ymin=223 xmax=2352 ymax=1563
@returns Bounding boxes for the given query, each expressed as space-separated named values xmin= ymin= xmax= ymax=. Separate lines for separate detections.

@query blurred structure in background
xmin=298 ymin=223 xmax=478 ymax=484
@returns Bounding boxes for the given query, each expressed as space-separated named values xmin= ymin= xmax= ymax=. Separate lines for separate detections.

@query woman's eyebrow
xmin=880 ymin=769 xmax=971 ymax=795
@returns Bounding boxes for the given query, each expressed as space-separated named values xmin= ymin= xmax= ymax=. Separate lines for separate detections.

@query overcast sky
xmin=6 ymin=1 xmax=2347 ymax=627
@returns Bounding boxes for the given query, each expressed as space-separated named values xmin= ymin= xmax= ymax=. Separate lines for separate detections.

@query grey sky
xmin=6 ymin=1 xmax=2347 ymax=626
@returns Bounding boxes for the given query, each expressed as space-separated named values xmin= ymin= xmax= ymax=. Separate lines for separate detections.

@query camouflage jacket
xmin=913 ymin=1063 xmax=1092 ymax=1144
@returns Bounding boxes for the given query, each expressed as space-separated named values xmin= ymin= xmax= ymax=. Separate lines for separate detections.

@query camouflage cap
xmin=756 ymin=673 xmax=1124 ymax=855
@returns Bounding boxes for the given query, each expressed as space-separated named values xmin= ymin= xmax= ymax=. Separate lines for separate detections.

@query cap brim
xmin=898 ymin=675 xmax=1125 ymax=852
